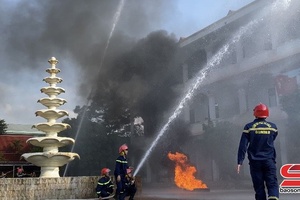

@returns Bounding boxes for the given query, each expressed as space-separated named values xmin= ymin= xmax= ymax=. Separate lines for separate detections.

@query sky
xmin=0 ymin=0 xmax=254 ymax=125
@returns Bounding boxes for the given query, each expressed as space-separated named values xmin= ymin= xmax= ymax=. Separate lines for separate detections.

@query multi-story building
xmin=177 ymin=0 xmax=300 ymax=181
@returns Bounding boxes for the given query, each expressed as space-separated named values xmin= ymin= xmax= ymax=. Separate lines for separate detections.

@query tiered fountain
xmin=22 ymin=57 xmax=79 ymax=178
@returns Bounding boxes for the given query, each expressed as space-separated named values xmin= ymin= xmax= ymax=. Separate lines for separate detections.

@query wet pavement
xmin=136 ymin=184 xmax=298 ymax=200
xmin=61 ymin=183 xmax=299 ymax=200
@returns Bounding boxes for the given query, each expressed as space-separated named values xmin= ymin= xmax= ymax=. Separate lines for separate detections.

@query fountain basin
xmin=38 ymin=97 xmax=67 ymax=108
xmin=33 ymin=123 xmax=70 ymax=134
xmin=43 ymin=76 xmax=62 ymax=85
xmin=22 ymin=152 xmax=80 ymax=167
xmin=27 ymin=137 xmax=74 ymax=147
xmin=46 ymin=68 xmax=60 ymax=74
xmin=35 ymin=109 xmax=68 ymax=120
xmin=41 ymin=86 xmax=65 ymax=97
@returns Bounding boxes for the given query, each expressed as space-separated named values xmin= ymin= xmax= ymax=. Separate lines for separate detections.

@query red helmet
xmin=101 ymin=168 xmax=110 ymax=175
xmin=126 ymin=168 xmax=132 ymax=174
xmin=119 ymin=144 xmax=128 ymax=154
xmin=253 ymin=103 xmax=269 ymax=118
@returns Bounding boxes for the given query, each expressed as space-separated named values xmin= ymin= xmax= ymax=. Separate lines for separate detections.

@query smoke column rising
xmin=0 ymin=0 xmax=179 ymax=123
xmin=63 ymin=0 xmax=126 ymax=177
xmin=133 ymin=0 xmax=293 ymax=176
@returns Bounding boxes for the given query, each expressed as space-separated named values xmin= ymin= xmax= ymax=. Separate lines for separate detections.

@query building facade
xmin=0 ymin=124 xmax=44 ymax=177
xmin=177 ymin=0 xmax=300 ymax=181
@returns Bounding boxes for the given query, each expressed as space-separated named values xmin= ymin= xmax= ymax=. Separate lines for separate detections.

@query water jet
xmin=133 ymin=0 xmax=292 ymax=177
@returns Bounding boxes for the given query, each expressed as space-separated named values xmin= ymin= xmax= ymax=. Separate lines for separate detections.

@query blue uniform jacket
xmin=114 ymin=155 xmax=128 ymax=179
xmin=96 ymin=176 xmax=114 ymax=197
xmin=237 ymin=118 xmax=278 ymax=165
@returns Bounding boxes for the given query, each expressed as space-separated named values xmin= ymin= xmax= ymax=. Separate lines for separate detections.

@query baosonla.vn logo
xmin=280 ymin=164 xmax=300 ymax=193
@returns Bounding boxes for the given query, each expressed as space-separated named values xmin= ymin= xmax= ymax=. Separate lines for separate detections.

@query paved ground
xmin=61 ymin=183 xmax=299 ymax=200
xmin=135 ymin=184 xmax=298 ymax=200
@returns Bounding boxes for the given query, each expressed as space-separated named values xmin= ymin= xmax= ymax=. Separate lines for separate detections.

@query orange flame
xmin=168 ymin=152 xmax=208 ymax=191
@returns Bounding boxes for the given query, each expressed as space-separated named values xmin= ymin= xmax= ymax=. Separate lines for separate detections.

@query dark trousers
xmin=126 ymin=185 xmax=137 ymax=200
xmin=249 ymin=159 xmax=279 ymax=200
xmin=116 ymin=183 xmax=136 ymax=200
xmin=115 ymin=179 xmax=125 ymax=200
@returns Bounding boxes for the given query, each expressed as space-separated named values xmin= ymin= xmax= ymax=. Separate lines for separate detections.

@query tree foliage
xmin=0 ymin=119 xmax=8 ymax=134
xmin=61 ymin=31 xmax=190 ymax=176
xmin=92 ymin=30 xmax=179 ymax=137
xmin=60 ymin=105 xmax=131 ymax=176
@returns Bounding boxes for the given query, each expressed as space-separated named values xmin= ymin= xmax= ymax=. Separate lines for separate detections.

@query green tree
xmin=0 ymin=119 xmax=8 ymax=134
xmin=60 ymin=107 xmax=130 ymax=176
xmin=61 ymin=31 xmax=186 ymax=176
xmin=92 ymin=30 xmax=179 ymax=138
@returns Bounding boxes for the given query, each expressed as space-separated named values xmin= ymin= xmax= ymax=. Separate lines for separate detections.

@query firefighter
xmin=96 ymin=168 xmax=114 ymax=199
xmin=114 ymin=144 xmax=129 ymax=200
xmin=237 ymin=103 xmax=279 ymax=200
xmin=124 ymin=168 xmax=136 ymax=200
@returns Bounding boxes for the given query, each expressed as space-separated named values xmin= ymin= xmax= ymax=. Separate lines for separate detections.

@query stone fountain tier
xmin=38 ymin=97 xmax=67 ymax=108
xmin=33 ymin=123 xmax=70 ymax=135
xmin=22 ymin=152 xmax=80 ymax=167
xmin=35 ymin=109 xmax=68 ymax=120
xmin=41 ymin=86 xmax=65 ymax=97
xmin=46 ymin=68 xmax=60 ymax=74
xmin=27 ymin=137 xmax=75 ymax=148
xmin=21 ymin=152 xmax=80 ymax=177
xmin=43 ymin=77 xmax=62 ymax=85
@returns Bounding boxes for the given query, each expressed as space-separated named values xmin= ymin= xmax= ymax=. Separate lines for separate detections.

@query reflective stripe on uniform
xmin=268 ymin=196 xmax=279 ymax=200
xmin=243 ymin=127 xmax=277 ymax=133
xmin=249 ymin=127 xmax=277 ymax=132
xmin=98 ymin=178 xmax=112 ymax=186
xmin=116 ymin=159 xmax=128 ymax=164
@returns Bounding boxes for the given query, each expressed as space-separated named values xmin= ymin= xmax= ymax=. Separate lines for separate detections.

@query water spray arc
xmin=133 ymin=0 xmax=292 ymax=176
xmin=133 ymin=26 xmax=250 ymax=176
xmin=63 ymin=0 xmax=126 ymax=177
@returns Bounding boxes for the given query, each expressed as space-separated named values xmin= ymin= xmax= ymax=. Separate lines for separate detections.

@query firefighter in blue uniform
xmin=237 ymin=103 xmax=279 ymax=200
xmin=114 ymin=144 xmax=129 ymax=200
xmin=124 ymin=168 xmax=136 ymax=200
xmin=96 ymin=168 xmax=114 ymax=199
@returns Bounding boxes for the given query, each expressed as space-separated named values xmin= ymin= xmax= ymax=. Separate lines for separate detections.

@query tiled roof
xmin=0 ymin=135 xmax=33 ymax=161
xmin=6 ymin=124 xmax=45 ymax=136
